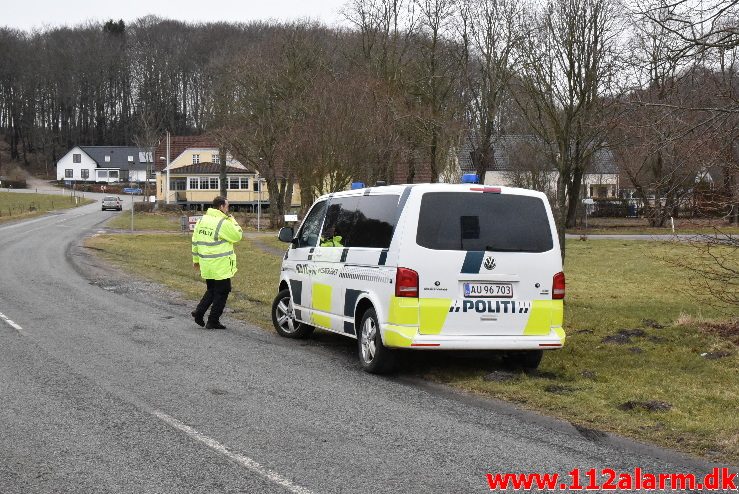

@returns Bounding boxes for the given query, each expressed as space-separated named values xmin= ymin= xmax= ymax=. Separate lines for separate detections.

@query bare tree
xmin=408 ymin=0 xmax=465 ymax=183
xmin=513 ymin=0 xmax=622 ymax=259
xmin=458 ymin=0 xmax=522 ymax=181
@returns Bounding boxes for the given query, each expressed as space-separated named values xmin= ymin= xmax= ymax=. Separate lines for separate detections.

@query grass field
xmin=106 ymin=211 xmax=183 ymax=231
xmin=567 ymin=217 xmax=739 ymax=235
xmin=85 ymin=234 xmax=739 ymax=463
xmin=0 ymin=191 xmax=93 ymax=224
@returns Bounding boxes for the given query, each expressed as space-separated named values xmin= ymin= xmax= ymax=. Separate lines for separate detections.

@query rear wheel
xmin=272 ymin=288 xmax=314 ymax=339
xmin=502 ymin=350 xmax=543 ymax=370
xmin=358 ymin=308 xmax=395 ymax=374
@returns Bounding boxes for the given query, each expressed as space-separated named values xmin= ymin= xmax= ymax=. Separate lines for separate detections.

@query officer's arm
xmin=219 ymin=218 xmax=243 ymax=244
xmin=191 ymin=221 xmax=200 ymax=264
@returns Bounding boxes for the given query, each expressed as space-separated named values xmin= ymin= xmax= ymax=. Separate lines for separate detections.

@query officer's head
xmin=213 ymin=196 xmax=229 ymax=213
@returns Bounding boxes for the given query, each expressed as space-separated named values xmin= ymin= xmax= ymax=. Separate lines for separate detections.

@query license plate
xmin=463 ymin=282 xmax=513 ymax=298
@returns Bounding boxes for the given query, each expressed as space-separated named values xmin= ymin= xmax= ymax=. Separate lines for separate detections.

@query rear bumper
xmin=382 ymin=325 xmax=565 ymax=350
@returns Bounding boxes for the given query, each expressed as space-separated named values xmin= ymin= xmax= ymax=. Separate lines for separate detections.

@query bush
xmin=133 ymin=202 xmax=155 ymax=212
xmin=156 ymin=204 xmax=183 ymax=213
xmin=592 ymin=199 xmax=630 ymax=218
xmin=0 ymin=179 xmax=27 ymax=189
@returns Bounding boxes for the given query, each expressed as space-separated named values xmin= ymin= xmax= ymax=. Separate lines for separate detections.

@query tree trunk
xmin=219 ymin=148 xmax=227 ymax=198
xmin=565 ymin=167 xmax=584 ymax=228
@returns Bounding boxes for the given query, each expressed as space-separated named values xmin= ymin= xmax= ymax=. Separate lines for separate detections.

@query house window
xmin=212 ymin=154 xmax=220 ymax=164
xmin=109 ymin=170 xmax=119 ymax=180
xmin=192 ymin=154 xmax=200 ymax=164
xmin=170 ymin=179 xmax=186 ymax=191
xmin=188 ymin=177 xmax=218 ymax=190
xmin=65 ymin=169 xmax=73 ymax=178
xmin=105 ymin=155 xmax=111 ymax=162
xmin=253 ymin=179 xmax=259 ymax=192
xmin=128 ymin=155 xmax=134 ymax=162
xmin=81 ymin=169 xmax=89 ymax=179
xmin=228 ymin=177 xmax=249 ymax=189
xmin=73 ymin=153 xmax=81 ymax=163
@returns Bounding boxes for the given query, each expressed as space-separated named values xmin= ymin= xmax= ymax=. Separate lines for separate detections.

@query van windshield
xmin=416 ymin=192 xmax=554 ymax=252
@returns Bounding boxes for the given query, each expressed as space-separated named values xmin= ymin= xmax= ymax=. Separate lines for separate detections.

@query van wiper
xmin=485 ymin=245 xmax=526 ymax=252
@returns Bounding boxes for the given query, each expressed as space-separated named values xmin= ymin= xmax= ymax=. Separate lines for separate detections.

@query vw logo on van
xmin=484 ymin=256 xmax=496 ymax=270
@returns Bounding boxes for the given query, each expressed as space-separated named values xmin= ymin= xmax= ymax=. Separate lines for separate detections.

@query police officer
xmin=320 ymin=226 xmax=344 ymax=247
xmin=191 ymin=196 xmax=243 ymax=329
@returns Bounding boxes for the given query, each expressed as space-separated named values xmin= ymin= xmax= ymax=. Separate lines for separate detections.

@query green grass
xmin=568 ymin=227 xmax=739 ymax=235
xmin=106 ymin=212 xmax=184 ymax=231
xmin=84 ymin=234 xmax=739 ymax=463
xmin=0 ymin=191 xmax=92 ymax=224
xmin=567 ymin=217 xmax=739 ymax=235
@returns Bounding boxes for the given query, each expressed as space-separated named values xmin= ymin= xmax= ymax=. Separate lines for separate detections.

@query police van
xmin=273 ymin=184 xmax=565 ymax=373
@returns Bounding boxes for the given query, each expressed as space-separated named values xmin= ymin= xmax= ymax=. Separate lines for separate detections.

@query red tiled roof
xmin=154 ymin=135 xmax=219 ymax=171
xmin=168 ymin=163 xmax=251 ymax=175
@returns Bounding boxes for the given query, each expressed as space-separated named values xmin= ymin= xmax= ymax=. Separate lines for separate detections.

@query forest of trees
xmin=0 ymin=0 xmax=737 ymax=254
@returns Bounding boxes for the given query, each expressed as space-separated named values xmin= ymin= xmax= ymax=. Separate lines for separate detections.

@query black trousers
xmin=194 ymin=278 xmax=232 ymax=324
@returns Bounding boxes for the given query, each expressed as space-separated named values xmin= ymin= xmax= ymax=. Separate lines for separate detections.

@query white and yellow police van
xmin=273 ymin=183 xmax=565 ymax=373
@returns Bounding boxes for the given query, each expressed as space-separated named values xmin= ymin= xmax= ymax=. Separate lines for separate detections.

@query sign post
xmin=188 ymin=215 xmax=203 ymax=232
xmin=123 ymin=187 xmax=143 ymax=231
xmin=582 ymin=198 xmax=595 ymax=230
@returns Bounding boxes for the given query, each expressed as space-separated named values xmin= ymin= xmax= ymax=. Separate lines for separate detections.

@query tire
xmin=357 ymin=308 xmax=395 ymax=374
xmin=271 ymin=288 xmax=314 ymax=339
xmin=502 ymin=350 xmax=543 ymax=370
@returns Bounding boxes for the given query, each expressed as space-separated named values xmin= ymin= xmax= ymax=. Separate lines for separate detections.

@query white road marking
xmin=153 ymin=410 xmax=315 ymax=494
xmin=0 ymin=312 xmax=23 ymax=331
xmin=0 ymin=309 xmax=313 ymax=493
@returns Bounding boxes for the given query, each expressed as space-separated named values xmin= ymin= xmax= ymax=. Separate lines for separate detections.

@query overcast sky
xmin=2 ymin=0 xmax=352 ymax=31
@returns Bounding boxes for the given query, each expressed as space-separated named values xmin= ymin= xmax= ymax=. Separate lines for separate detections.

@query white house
xmin=56 ymin=146 xmax=154 ymax=183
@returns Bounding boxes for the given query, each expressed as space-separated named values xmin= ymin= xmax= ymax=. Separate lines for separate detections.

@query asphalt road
xmin=0 ymin=200 xmax=729 ymax=493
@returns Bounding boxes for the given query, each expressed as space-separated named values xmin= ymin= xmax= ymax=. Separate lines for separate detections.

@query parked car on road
xmin=101 ymin=196 xmax=122 ymax=211
xmin=273 ymin=183 xmax=565 ymax=373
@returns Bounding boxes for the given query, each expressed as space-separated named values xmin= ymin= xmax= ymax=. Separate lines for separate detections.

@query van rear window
xmin=416 ymin=192 xmax=554 ymax=252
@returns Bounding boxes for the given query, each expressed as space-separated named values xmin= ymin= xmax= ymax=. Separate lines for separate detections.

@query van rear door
xmin=408 ymin=189 xmax=561 ymax=337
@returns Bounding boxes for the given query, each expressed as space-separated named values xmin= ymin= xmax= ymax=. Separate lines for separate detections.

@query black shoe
xmin=191 ymin=311 xmax=205 ymax=327
xmin=205 ymin=321 xmax=226 ymax=329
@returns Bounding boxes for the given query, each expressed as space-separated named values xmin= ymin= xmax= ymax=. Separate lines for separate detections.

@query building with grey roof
xmin=456 ymin=135 xmax=620 ymax=198
xmin=56 ymin=146 xmax=154 ymax=183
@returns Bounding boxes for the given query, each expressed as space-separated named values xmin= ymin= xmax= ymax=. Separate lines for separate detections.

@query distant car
xmin=102 ymin=196 xmax=122 ymax=211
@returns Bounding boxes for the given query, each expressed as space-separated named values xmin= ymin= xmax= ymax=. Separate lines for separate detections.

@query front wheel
xmin=272 ymin=288 xmax=314 ymax=339
xmin=358 ymin=308 xmax=395 ymax=374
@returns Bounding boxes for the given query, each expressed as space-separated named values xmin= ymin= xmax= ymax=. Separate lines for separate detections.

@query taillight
xmin=395 ymin=267 xmax=419 ymax=298
xmin=552 ymin=272 xmax=565 ymax=299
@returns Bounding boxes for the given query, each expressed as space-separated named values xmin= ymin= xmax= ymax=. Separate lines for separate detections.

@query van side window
xmin=352 ymin=195 xmax=400 ymax=248
xmin=321 ymin=196 xmax=359 ymax=247
xmin=297 ymin=200 xmax=327 ymax=248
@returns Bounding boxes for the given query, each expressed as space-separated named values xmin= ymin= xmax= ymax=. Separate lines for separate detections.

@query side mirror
xmin=278 ymin=227 xmax=294 ymax=243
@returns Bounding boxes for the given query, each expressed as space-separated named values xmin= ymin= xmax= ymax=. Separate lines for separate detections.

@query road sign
xmin=123 ymin=187 xmax=142 ymax=194
xmin=188 ymin=215 xmax=203 ymax=232
xmin=284 ymin=214 xmax=299 ymax=222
